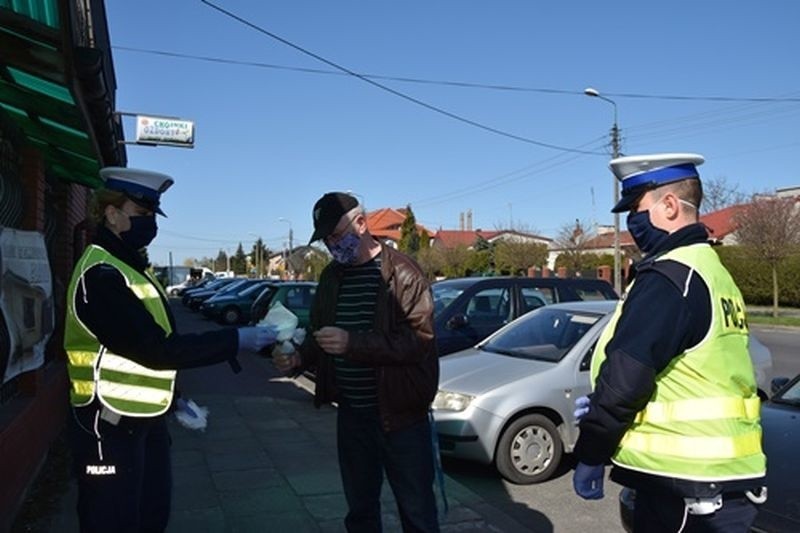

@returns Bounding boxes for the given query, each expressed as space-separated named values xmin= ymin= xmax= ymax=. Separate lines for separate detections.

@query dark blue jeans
xmin=337 ymin=405 xmax=439 ymax=533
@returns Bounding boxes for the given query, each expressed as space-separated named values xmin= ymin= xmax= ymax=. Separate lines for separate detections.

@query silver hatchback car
xmin=433 ymin=300 xmax=773 ymax=485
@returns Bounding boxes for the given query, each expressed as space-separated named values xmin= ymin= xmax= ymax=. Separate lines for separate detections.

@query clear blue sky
xmin=105 ymin=1 xmax=800 ymax=267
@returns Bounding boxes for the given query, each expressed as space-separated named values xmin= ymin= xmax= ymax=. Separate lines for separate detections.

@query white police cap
xmin=99 ymin=167 xmax=174 ymax=216
xmin=609 ymin=153 xmax=704 ymax=213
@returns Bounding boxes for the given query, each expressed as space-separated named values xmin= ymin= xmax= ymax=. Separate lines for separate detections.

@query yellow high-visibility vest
xmin=591 ymin=243 xmax=765 ymax=482
xmin=64 ymin=245 xmax=176 ymax=417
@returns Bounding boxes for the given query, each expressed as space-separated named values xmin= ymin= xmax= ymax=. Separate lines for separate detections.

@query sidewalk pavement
xmin=46 ymin=358 xmax=532 ymax=533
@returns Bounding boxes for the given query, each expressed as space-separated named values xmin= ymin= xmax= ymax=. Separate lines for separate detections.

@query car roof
xmin=541 ymin=299 xmax=617 ymax=314
xmin=432 ymin=276 xmax=613 ymax=289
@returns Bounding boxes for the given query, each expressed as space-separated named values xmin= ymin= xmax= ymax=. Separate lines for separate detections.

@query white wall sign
xmin=135 ymin=115 xmax=195 ymax=148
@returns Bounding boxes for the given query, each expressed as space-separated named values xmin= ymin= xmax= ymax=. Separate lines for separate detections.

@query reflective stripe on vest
xmin=64 ymin=245 xmax=175 ymax=416
xmin=590 ymin=243 xmax=766 ymax=482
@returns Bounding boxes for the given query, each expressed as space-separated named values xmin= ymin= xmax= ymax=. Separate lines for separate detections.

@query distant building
xmin=775 ymin=186 xmax=800 ymax=199
xmin=365 ymin=207 xmax=432 ymax=248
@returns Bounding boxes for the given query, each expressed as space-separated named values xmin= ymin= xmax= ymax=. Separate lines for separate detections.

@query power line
xmin=410 ymin=136 xmax=607 ymax=208
xmin=114 ymin=44 xmax=800 ymax=104
xmin=197 ymin=0 xmax=601 ymax=156
xmin=158 ymin=229 xmax=285 ymax=245
xmin=629 ymin=102 xmax=800 ymax=149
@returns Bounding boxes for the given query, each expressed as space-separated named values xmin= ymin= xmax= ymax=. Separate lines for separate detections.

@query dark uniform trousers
xmin=69 ymin=403 xmax=172 ymax=533
xmin=633 ymin=486 xmax=759 ymax=533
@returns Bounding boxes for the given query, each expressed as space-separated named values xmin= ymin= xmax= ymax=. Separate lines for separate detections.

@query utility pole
xmin=610 ymin=118 xmax=621 ymax=294
xmin=585 ymin=87 xmax=623 ymax=294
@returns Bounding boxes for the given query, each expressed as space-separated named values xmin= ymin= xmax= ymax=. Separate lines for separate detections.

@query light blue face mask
xmin=326 ymin=232 xmax=360 ymax=264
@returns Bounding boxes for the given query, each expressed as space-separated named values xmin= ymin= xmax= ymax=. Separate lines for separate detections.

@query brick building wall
xmin=0 ymin=125 xmax=90 ymax=528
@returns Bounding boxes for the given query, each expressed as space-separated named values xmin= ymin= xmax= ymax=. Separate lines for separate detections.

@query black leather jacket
xmin=298 ymin=241 xmax=439 ymax=432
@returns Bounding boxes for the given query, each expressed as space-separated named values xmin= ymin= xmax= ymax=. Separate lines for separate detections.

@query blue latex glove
xmin=574 ymin=395 xmax=591 ymax=422
xmin=237 ymin=326 xmax=278 ymax=353
xmin=573 ymin=462 xmax=605 ymax=500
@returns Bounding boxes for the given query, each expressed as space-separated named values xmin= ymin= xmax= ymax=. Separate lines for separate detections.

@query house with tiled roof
xmin=365 ymin=207 xmax=432 ymax=247
xmin=701 ymin=204 xmax=748 ymax=244
xmin=548 ymin=203 xmax=757 ymax=268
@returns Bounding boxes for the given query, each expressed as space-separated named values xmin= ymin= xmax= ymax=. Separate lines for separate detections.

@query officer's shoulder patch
xmin=641 ymin=260 xmax=692 ymax=295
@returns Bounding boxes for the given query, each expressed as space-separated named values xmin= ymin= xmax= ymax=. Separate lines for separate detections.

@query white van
xmin=154 ymin=266 xmax=214 ymax=296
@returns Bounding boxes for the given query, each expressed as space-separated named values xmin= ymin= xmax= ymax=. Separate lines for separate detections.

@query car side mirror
xmin=771 ymin=376 xmax=791 ymax=396
xmin=447 ymin=313 xmax=469 ymax=330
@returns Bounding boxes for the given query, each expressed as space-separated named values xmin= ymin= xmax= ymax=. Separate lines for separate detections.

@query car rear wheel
xmin=495 ymin=413 xmax=562 ymax=484
xmin=221 ymin=306 xmax=242 ymax=325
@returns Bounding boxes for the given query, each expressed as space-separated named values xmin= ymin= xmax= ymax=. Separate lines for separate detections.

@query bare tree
xmin=702 ymin=176 xmax=747 ymax=214
xmin=734 ymin=196 xmax=800 ymax=317
xmin=553 ymin=219 xmax=596 ymax=273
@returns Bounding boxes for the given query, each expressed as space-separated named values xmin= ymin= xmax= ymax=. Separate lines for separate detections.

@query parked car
xmin=752 ymin=374 xmax=800 ymax=532
xmin=181 ymin=277 xmax=239 ymax=306
xmin=171 ymin=275 xmax=215 ymax=296
xmin=184 ymin=278 xmax=247 ymax=311
xmin=620 ymin=374 xmax=799 ymax=533
xmin=250 ymin=281 xmax=318 ymax=329
xmin=432 ymin=300 xmax=774 ymax=485
xmin=432 ymin=276 xmax=618 ymax=356
xmin=200 ymin=280 xmax=272 ymax=325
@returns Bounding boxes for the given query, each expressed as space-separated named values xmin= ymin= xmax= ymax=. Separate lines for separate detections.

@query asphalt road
xmin=751 ymin=325 xmax=800 ymax=380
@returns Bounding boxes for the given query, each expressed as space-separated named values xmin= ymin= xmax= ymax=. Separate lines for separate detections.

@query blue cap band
xmin=621 ymin=163 xmax=699 ymax=193
xmin=105 ymin=177 xmax=160 ymax=203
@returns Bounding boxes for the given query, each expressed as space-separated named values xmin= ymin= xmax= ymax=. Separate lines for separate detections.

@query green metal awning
xmin=0 ymin=1 xmax=122 ymax=188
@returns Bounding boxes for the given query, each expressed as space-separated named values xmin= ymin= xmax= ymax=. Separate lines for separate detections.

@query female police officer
xmin=63 ymin=167 xmax=275 ymax=532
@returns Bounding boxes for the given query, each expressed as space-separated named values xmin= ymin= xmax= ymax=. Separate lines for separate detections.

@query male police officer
xmin=572 ymin=154 xmax=766 ymax=532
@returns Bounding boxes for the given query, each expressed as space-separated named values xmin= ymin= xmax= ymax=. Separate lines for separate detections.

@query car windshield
xmin=773 ymin=378 xmax=800 ymax=407
xmin=239 ymin=282 xmax=267 ymax=297
xmin=432 ymin=280 xmax=475 ymax=318
xmin=480 ymin=307 xmax=602 ymax=362
xmin=219 ymin=280 xmax=247 ymax=293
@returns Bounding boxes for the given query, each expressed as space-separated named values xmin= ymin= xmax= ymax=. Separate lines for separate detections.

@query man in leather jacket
xmin=276 ymin=192 xmax=440 ymax=533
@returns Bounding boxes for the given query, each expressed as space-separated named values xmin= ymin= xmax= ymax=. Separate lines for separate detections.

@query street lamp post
xmin=278 ymin=218 xmax=293 ymax=279
xmin=584 ymin=87 xmax=622 ymax=294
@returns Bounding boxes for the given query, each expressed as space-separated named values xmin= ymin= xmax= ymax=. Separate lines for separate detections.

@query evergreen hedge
xmin=715 ymin=245 xmax=800 ymax=307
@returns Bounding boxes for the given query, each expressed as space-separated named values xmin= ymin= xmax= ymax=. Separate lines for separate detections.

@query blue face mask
xmin=326 ymin=232 xmax=360 ymax=265
xmin=120 ymin=215 xmax=158 ymax=250
xmin=626 ymin=209 xmax=669 ymax=254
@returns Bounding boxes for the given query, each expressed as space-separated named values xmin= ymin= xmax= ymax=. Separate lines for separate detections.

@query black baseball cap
xmin=309 ymin=192 xmax=359 ymax=243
